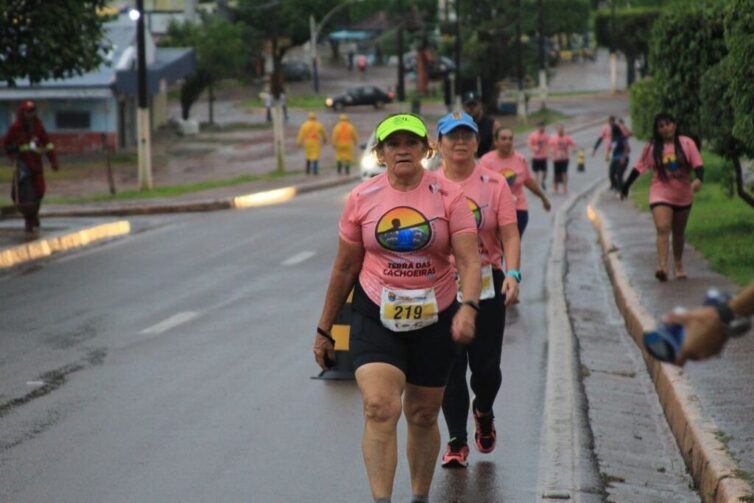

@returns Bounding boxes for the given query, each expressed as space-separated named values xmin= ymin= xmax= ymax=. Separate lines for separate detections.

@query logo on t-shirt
xmin=466 ymin=197 xmax=482 ymax=229
xmin=500 ymin=168 xmax=517 ymax=187
xmin=663 ymin=152 xmax=679 ymax=172
xmin=376 ymin=207 xmax=432 ymax=252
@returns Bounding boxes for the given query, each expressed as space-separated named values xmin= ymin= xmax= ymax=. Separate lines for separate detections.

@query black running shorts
xmin=350 ymin=281 xmax=460 ymax=387
xmin=532 ymin=158 xmax=547 ymax=172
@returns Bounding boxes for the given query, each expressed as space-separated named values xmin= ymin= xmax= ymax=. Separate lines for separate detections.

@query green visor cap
xmin=376 ymin=114 xmax=428 ymax=141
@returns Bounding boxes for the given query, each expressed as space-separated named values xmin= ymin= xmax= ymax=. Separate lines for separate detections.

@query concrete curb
xmin=586 ymin=189 xmax=753 ymax=503
xmin=538 ymin=175 xmax=606 ymax=501
xmin=0 ymin=176 xmax=360 ymax=219
xmin=0 ymin=220 xmax=131 ymax=269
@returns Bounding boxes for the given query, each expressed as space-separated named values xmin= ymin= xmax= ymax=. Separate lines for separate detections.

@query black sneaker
xmin=473 ymin=401 xmax=497 ymax=453
xmin=441 ymin=437 xmax=469 ymax=468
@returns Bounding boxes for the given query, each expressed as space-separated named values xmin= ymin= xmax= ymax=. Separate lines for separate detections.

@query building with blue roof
xmin=0 ymin=16 xmax=195 ymax=153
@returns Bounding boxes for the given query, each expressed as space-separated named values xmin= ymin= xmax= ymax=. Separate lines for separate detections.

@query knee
xmin=362 ymin=396 xmax=402 ymax=425
xmin=405 ymin=404 xmax=440 ymax=429
xmin=656 ymin=226 xmax=671 ymax=238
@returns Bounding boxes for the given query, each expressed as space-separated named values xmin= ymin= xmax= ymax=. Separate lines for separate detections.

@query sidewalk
xmin=589 ymin=188 xmax=754 ymax=502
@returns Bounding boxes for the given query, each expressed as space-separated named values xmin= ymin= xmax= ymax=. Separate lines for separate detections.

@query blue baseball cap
xmin=437 ymin=111 xmax=478 ymax=139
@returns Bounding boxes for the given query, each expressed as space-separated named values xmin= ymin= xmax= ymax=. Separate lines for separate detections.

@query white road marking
xmin=140 ymin=311 xmax=199 ymax=335
xmin=281 ymin=251 xmax=316 ymax=266
xmin=26 ymin=381 xmax=45 ymax=387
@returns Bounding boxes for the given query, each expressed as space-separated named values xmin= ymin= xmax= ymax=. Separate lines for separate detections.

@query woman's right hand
xmin=451 ymin=305 xmax=476 ymax=344
xmin=313 ymin=332 xmax=336 ymax=370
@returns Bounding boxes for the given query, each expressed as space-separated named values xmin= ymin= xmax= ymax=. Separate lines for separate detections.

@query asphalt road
xmin=3 ymin=116 xmax=698 ymax=503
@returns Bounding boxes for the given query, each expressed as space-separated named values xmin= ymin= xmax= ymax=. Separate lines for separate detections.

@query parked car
xmin=325 ymin=86 xmax=394 ymax=111
xmin=282 ymin=61 xmax=311 ymax=81
xmin=360 ymin=130 xmax=442 ymax=180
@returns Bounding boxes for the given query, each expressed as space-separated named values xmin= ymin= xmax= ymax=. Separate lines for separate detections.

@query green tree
xmin=698 ymin=0 xmax=754 ymax=208
xmin=0 ymin=0 xmax=109 ymax=86
xmin=161 ymin=16 xmax=247 ymax=122
xmin=594 ymin=7 xmax=662 ymax=86
xmin=647 ymin=0 xmax=727 ymax=146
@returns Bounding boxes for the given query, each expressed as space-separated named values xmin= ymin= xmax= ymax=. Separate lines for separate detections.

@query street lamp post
xmin=538 ymin=0 xmax=547 ymax=98
xmin=134 ymin=0 xmax=152 ymax=191
xmin=310 ymin=1 xmax=361 ymax=94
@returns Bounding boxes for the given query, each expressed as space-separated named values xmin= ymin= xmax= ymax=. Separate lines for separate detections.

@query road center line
xmin=281 ymin=251 xmax=316 ymax=266
xmin=140 ymin=311 xmax=199 ymax=335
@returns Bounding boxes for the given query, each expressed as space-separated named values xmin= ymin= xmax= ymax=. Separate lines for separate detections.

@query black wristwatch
xmin=714 ymin=302 xmax=751 ymax=338
xmin=461 ymin=300 xmax=480 ymax=313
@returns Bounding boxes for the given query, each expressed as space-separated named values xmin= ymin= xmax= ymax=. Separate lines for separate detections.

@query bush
xmin=629 ymin=77 xmax=661 ymax=140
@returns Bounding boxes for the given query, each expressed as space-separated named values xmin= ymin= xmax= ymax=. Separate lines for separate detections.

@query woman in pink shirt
xmin=621 ymin=113 xmax=704 ymax=281
xmin=527 ymin=122 xmax=550 ymax=190
xmin=313 ymin=114 xmax=481 ymax=503
xmin=432 ymin=112 xmax=521 ymax=469
xmin=479 ymin=127 xmax=550 ymax=236
xmin=548 ymin=124 xmax=578 ymax=194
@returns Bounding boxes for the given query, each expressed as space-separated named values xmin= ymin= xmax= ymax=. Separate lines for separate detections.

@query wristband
xmin=461 ymin=300 xmax=480 ymax=313
xmin=506 ymin=269 xmax=522 ymax=283
xmin=316 ymin=326 xmax=336 ymax=345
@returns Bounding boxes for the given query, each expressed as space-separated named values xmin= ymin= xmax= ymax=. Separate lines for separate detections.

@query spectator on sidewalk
xmin=621 ymin=112 xmax=704 ymax=282
xmin=527 ymin=122 xmax=550 ymax=191
xmin=608 ymin=124 xmax=631 ymax=192
xmin=331 ymin=114 xmax=358 ymax=175
xmin=296 ymin=112 xmax=327 ymax=175
xmin=664 ymin=281 xmax=754 ymax=365
xmin=3 ymin=100 xmax=59 ymax=233
xmin=548 ymin=124 xmax=578 ymax=194
xmin=479 ymin=127 xmax=550 ymax=237
xmin=461 ymin=92 xmax=499 ymax=158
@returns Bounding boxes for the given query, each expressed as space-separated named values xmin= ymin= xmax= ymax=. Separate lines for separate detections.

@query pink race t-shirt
xmin=528 ymin=131 xmax=549 ymax=160
xmin=436 ymin=165 xmax=517 ymax=269
xmin=549 ymin=134 xmax=576 ymax=161
xmin=634 ymin=135 xmax=703 ymax=207
xmin=339 ymin=170 xmax=477 ymax=311
xmin=479 ymin=150 xmax=532 ymax=211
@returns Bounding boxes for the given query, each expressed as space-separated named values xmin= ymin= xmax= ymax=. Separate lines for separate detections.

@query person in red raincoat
xmin=3 ymin=100 xmax=59 ymax=232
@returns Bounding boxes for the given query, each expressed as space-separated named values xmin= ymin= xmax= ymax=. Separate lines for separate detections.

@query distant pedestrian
xmin=527 ymin=122 xmax=550 ymax=190
xmin=3 ymin=100 xmax=59 ymax=233
xmin=348 ymin=50 xmax=355 ymax=71
xmin=548 ymin=124 xmax=578 ymax=194
xmin=592 ymin=116 xmax=615 ymax=161
xmin=296 ymin=112 xmax=327 ymax=175
xmin=480 ymin=127 xmax=550 ymax=237
xmin=621 ymin=112 xmax=704 ymax=282
xmin=357 ymin=54 xmax=367 ymax=78
xmin=280 ymin=92 xmax=288 ymax=122
xmin=461 ymin=91 xmax=500 ymax=158
xmin=331 ymin=114 xmax=358 ymax=175
xmin=608 ymin=124 xmax=630 ymax=192
xmin=264 ymin=92 xmax=273 ymax=122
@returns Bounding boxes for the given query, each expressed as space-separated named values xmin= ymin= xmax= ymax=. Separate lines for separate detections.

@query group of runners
xmin=310 ymin=102 xmax=704 ymax=501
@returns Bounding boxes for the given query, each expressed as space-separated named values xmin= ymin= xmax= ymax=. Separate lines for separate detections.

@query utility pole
xmin=515 ymin=0 xmax=527 ymax=121
xmin=309 ymin=16 xmax=320 ymax=93
xmin=397 ymin=24 xmax=405 ymax=102
xmin=538 ymin=0 xmax=547 ymax=99
xmin=135 ymin=0 xmax=152 ymax=191
xmin=271 ymin=7 xmax=286 ymax=173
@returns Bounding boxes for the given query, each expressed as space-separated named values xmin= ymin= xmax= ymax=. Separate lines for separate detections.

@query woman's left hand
xmin=451 ymin=305 xmax=476 ymax=344
xmin=691 ymin=179 xmax=702 ymax=192
xmin=502 ymin=277 xmax=519 ymax=306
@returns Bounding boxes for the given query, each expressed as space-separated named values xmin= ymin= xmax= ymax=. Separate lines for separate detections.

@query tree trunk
xmin=626 ymin=55 xmax=636 ymax=88
xmin=733 ymin=156 xmax=754 ymax=208
xmin=208 ymin=79 xmax=215 ymax=125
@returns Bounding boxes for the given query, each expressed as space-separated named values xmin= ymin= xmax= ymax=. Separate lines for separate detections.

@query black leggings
xmin=442 ymin=269 xmax=506 ymax=443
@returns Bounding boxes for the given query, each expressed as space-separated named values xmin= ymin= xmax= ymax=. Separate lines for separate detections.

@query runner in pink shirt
xmin=479 ymin=127 xmax=550 ymax=236
xmin=549 ymin=124 xmax=578 ymax=194
xmin=621 ymin=112 xmax=704 ymax=282
xmin=314 ymin=113 xmax=481 ymax=503
xmin=592 ymin=116 xmax=615 ymax=161
xmin=432 ymin=111 xmax=522 ymax=469
xmin=527 ymin=122 xmax=550 ymax=190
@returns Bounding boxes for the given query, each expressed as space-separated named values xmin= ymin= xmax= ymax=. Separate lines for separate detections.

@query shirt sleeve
xmin=446 ymin=188 xmax=477 ymax=237
xmin=634 ymin=144 xmax=654 ymax=174
xmin=518 ymin=153 xmax=532 ymax=183
xmin=683 ymin=137 xmax=703 ymax=168
xmin=338 ymin=191 xmax=362 ymax=244
xmin=495 ymin=176 xmax=518 ymax=227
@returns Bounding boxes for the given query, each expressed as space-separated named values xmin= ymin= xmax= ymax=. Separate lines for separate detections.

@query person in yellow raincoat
xmin=296 ymin=112 xmax=327 ymax=175
xmin=331 ymin=114 xmax=359 ymax=175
